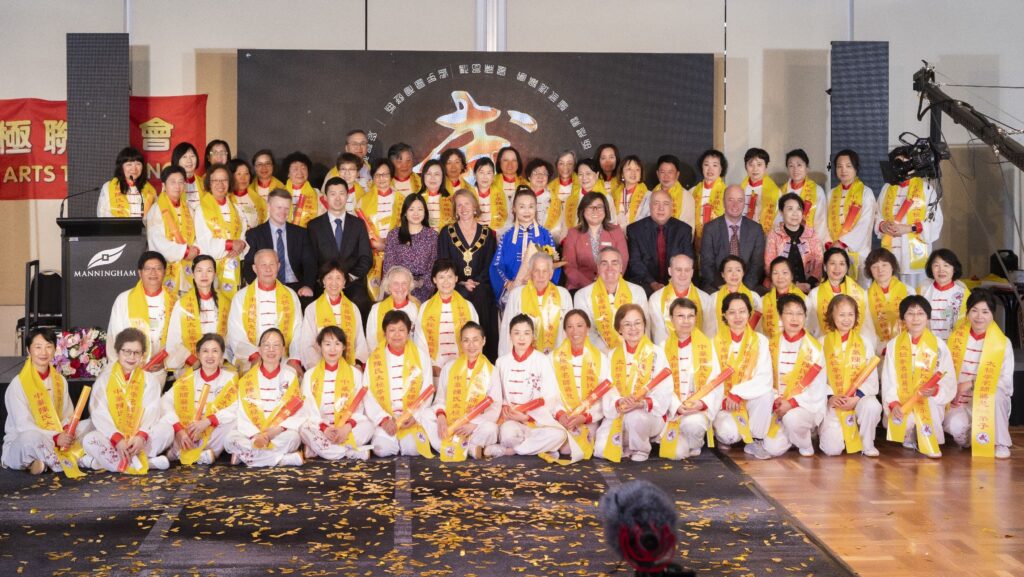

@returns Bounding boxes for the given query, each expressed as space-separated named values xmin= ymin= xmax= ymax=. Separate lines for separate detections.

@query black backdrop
xmin=238 ymin=50 xmax=714 ymax=187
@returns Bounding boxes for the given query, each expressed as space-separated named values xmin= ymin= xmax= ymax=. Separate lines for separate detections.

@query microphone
xmin=59 ymin=186 xmax=102 ymax=218
xmin=599 ymin=480 xmax=694 ymax=576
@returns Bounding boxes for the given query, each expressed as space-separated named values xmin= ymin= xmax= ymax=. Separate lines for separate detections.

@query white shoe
xmin=279 ymin=451 xmax=305 ymax=467
xmin=902 ymin=438 xmax=917 ymax=450
xmin=483 ymin=445 xmax=506 ymax=458
xmin=996 ymin=446 xmax=1011 ymax=459
xmin=629 ymin=452 xmax=649 ymax=462
xmin=197 ymin=449 xmax=215 ymax=465
xmin=744 ymin=440 xmax=771 ymax=460
xmin=689 ymin=448 xmax=702 ymax=457
xmin=78 ymin=455 xmax=96 ymax=470
xmin=149 ymin=455 xmax=170 ymax=470
xmin=862 ymin=446 xmax=880 ymax=458
xmin=798 ymin=446 xmax=815 ymax=457
xmin=350 ymin=448 xmax=371 ymax=461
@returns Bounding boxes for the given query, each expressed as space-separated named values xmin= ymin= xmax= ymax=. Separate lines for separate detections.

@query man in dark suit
xmin=699 ymin=184 xmax=766 ymax=293
xmin=242 ymin=188 xmax=317 ymax=308
xmin=307 ymin=176 xmax=374 ymax=320
xmin=626 ymin=189 xmax=694 ymax=296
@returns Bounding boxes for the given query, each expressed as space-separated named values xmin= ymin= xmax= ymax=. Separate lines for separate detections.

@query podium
xmin=57 ymin=218 xmax=147 ymax=331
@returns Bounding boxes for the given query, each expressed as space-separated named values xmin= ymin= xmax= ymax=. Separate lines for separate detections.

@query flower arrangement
xmin=53 ymin=328 xmax=107 ymax=378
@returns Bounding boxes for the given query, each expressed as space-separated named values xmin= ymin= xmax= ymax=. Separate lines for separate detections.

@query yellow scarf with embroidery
xmin=308 ymin=360 xmax=358 ymax=428
xmin=241 ymin=282 xmax=296 ymax=348
xmin=108 ymin=177 xmax=157 ymax=217
xmin=714 ymin=284 xmax=758 ymax=332
xmin=199 ymin=193 xmax=244 ymax=295
xmin=173 ymin=367 xmax=239 ymax=464
xmin=603 ymin=337 xmax=656 ymax=462
xmin=659 ymin=285 xmax=704 ymax=342
xmin=248 ymin=176 xmax=285 ymax=198
xmin=691 ymin=178 xmax=726 ymax=240
xmin=107 ymin=362 xmax=147 ymax=438
xmin=238 ymin=365 xmax=301 ymax=431
xmin=881 ymin=178 xmax=928 ymax=270
xmin=423 ymin=189 xmax=455 ymax=231
xmin=440 ymin=354 xmax=493 ymax=462
xmin=285 ymin=180 xmax=320 ymax=228
xmin=156 ymin=192 xmax=195 ymax=293
xmin=713 ymin=326 xmax=760 ymax=442
xmin=614 ymin=183 xmax=649 ymax=224
xmin=367 ymin=344 xmax=433 ymax=457
xmin=591 ymin=278 xmax=632 ymax=349
xmin=127 ymin=281 xmax=175 ymax=358
xmin=828 ymin=180 xmax=865 ymax=241
xmin=948 ymin=322 xmax=1005 ymax=459
xmin=766 ymin=333 xmax=820 ymax=438
xmin=421 ymin=291 xmax=473 ymax=362
xmin=664 ymin=330 xmax=714 ymax=399
xmin=233 ymin=188 xmax=268 ymax=225
xmin=554 ymin=177 xmax=584 ymax=230
xmin=314 ymin=293 xmax=359 ymax=365
xmin=553 ymin=338 xmax=602 ymax=459
xmin=741 ymin=175 xmax=781 ymax=234
xmin=521 ymin=282 xmax=562 ymax=352
xmin=787 ymin=179 xmax=820 ymax=227
xmin=888 ymin=330 xmax=942 ymax=455
xmin=19 ymin=362 xmax=86 ymax=477
xmin=475 ymin=182 xmax=508 ymax=229
xmin=653 ymin=181 xmax=686 ymax=221
xmin=177 ymin=290 xmax=229 ymax=359
xmin=824 ymin=330 xmax=870 ymax=453
xmin=868 ymin=279 xmax=908 ymax=343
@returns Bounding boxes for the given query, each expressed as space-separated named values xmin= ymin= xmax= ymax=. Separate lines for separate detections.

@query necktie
xmin=334 ymin=218 xmax=344 ymax=251
xmin=276 ymin=228 xmax=287 ymax=282
xmin=656 ymin=225 xmax=667 ymax=282
xmin=729 ymin=224 xmax=740 ymax=256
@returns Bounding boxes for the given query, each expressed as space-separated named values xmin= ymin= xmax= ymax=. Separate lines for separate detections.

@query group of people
xmin=2 ymin=133 xmax=1012 ymax=476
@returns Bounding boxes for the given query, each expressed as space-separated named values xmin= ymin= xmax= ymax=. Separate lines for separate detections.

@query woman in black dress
xmin=437 ymin=189 xmax=499 ymax=361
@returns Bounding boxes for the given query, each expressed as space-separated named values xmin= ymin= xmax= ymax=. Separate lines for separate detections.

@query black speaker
xmin=66 ymin=33 xmax=130 ymax=217
xmin=830 ymin=41 xmax=889 ymax=197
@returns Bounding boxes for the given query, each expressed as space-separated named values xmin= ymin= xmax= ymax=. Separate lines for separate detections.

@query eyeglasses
xmin=119 ymin=349 xmax=144 ymax=357
xmin=585 ymin=205 xmax=605 ymax=212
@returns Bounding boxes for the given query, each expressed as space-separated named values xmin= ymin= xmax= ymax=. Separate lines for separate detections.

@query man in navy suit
xmin=699 ymin=185 xmax=766 ymax=293
xmin=626 ymin=189 xmax=694 ymax=296
xmin=306 ymin=177 xmax=374 ymax=320
xmin=242 ymin=188 xmax=317 ymax=307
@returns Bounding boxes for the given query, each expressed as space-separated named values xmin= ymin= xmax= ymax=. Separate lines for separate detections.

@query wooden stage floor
xmin=734 ymin=427 xmax=1024 ymax=577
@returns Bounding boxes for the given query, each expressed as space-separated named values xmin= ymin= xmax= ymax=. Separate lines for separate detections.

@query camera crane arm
xmin=913 ymin=63 xmax=1024 ymax=172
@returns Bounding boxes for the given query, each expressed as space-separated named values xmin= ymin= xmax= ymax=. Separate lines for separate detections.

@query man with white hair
xmin=499 ymin=252 xmax=572 ymax=356
xmin=226 ymin=249 xmax=303 ymax=373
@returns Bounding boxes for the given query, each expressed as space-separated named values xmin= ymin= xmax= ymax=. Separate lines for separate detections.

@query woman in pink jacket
xmin=764 ymin=192 xmax=823 ymax=293
xmin=562 ymin=192 xmax=628 ymax=291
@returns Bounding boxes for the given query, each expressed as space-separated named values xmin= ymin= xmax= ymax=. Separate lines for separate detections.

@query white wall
xmin=1 ymin=0 xmax=1022 ymax=332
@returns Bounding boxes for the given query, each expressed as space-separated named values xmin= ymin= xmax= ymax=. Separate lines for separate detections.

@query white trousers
xmin=660 ymin=412 xmax=713 ymax=460
xmin=943 ymin=390 xmax=1013 ymax=448
xmin=419 ymin=412 xmax=499 ymax=454
xmin=818 ymin=396 xmax=883 ymax=456
xmin=763 ymin=406 xmax=821 ymax=456
xmin=713 ymin=391 xmax=774 ymax=445
xmin=224 ymin=430 xmax=301 ymax=467
xmin=593 ymin=411 xmax=665 ymax=459
xmin=166 ymin=424 xmax=233 ymax=461
xmin=497 ymin=421 xmax=567 ymax=456
xmin=300 ymin=420 xmax=375 ymax=460
xmin=1 ymin=420 xmax=93 ymax=472
xmin=884 ymin=396 xmax=948 ymax=445
xmin=82 ymin=423 xmax=174 ymax=472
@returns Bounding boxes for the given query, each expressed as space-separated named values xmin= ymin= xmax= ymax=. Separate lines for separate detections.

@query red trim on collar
xmin=387 ymin=344 xmax=405 ymax=356
xmin=200 ymin=368 xmax=221 ymax=381
xmin=512 ymin=346 xmax=534 ymax=362
xmin=260 ymin=364 xmax=281 ymax=378
xmin=783 ymin=330 xmax=805 ymax=343
xmin=934 ymin=281 xmax=955 ymax=292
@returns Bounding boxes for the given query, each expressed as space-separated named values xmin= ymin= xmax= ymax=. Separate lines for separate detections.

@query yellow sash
xmin=659 ymin=330 xmax=715 ymax=457
xmin=241 ymin=282 xmax=296 ymax=349
xmin=603 ymin=337 xmax=656 ymax=462
xmin=555 ymin=177 xmax=584 ymax=230
xmin=440 ymin=354 xmax=493 ymax=462
xmin=652 ymin=181 xmax=686 ymax=221
xmin=233 ymin=189 xmax=268 ymax=225
xmin=308 ymin=360 xmax=359 ymax=447
xmin=713 ymin=327 xmax=759 ymax=443
xmin=815 ymin=278 xmax=867 ymax=331
xmin=248 ymin=176 xmax=285 ymax=199
xmin=767 ymin=334 xmax=820 ymax=438
xmin=107 ymin=363 xmax=150 ymax=474
xmin=366 ymin=344 xmax=433 ymax=457
xmin=177 ymin=290 xmax=229 ymax=359
xmin=553 ymin=339 xmax=602 ymax=459
xmin=126 ymin=281 xmax=175 ymax=359
xmin=788 ymin=179 xmax=820 ymax=227
xmin=173 ymin=367 xmax=239 ymax=464
xmin=313 ymin=293 xmax=360 ymax=365
xmin=659 ymin=285 xmax=705 ymax=343
xmin=827 ymin=180 xmax=864 ymax=241
xmin=108 ymin=177 xmax=157 ymax=217
xmin=690 ymin=178 xmax=725 ymax=241
xmin=947 ymin=322 xmax=1005 ymax=458
xmin=881 ymin=178 xmax=929 ymax=270
xmin=423 ymin=190 xmax=455 ymax=231
xmin=714 ymin=284 xmax=758 ymax=333
xmin=888 ymin=331 xmax=942 ymax=455
xmin=199 ymin=193 xmax=244 ymax=296
xmin=18 ymin=362 xmax=86 ymax=477
xmin=421 ymin=292 xmax=473 ymax=362
xmin=359 ymin=187 xmax=402 ymax=300
xmin=591 ymin=278 xmax=631 ymax=349
xmin=475 ymin=183 xmax=508 ymax=229
xmin=156 ymin=192 xmax=195 ymax=294
xmin=239 ymin=365 xmax=301 ymax=438
xmin=520 ymin=282 xmax=562 ymax=352
xmin=868 ymin=279 xmax=909 ymax=343
xmin=761 ymin=287 xmax=806 ymax=342
xmin=284 ymin=180 xmax=320 ymax=228
xmin=614 ymin=183 xmax=649 ymax=224
xmin=741 ymin=175 xmax=781 ymax=234
xmin=824 ymin=330 xmax=870 ymax=453
xmin=391 ymin=173 xmax=422 ymax=198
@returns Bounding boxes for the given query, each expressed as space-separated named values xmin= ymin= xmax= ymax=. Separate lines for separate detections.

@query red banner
xmin=0 ymin=95 xmax=207 ymax=201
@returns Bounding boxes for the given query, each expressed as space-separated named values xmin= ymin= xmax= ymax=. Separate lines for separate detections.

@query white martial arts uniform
xmin=825 ymin=182 xmax=876 ymax=287
xmin=105 ymin=285 xmax=172 ymax=376
xmin=661 ymin=335 xmax=723 ymax=458
xmin=880 ymin=333 xmax=957 ymax=450
xmin=297 ymin=295 xmax=369 ymax=369
xmin=194 ymin=196 xmax=250 ymax=294
xmin=762 ymin=332 xmax=829 ymax=457
xmin=573 ymin=279 xmax=650 ymax=355
xmin=489 ymin=348 xmax=570 ymax=456
xmin=498 ymin=282 xmax=572 ymax=356
xmin=594 ymin=343 xmax=671 ymax=460
xmin=943 ymin=330 xmax=1014 ymax=451
xmin=713 ymin=332 xmax=775 ymax=446
xmin=917 ymin=281 xmax=970 ymax=340
xmin=159 ymin=367 xmax=238 ymax=462
xmin=164 ymin=292 xmax=224 ymax=371
xmin=299 ymin=361 xmax=374 ymax=460
xmin=648 ymin=284 xmax=714 ymax=343
xmin=818 ymin=331 xmax=883 ymax=456
xmin=226 ymin=282 xmax=303 ymax=365
xmin=224 ymin=364 xmax=306 ymax=467
xmin=365 ymin=298 xmax=420 ymax=352
xmin=421 ymin=356 xmax=500 ymax=456
xmin=874 ymin=179 xmax=942 ymax=288
xmin=362 ymin=344 xmax=435 ymax=457
xmin=414 ymin=295 xmax=480 ymax=377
